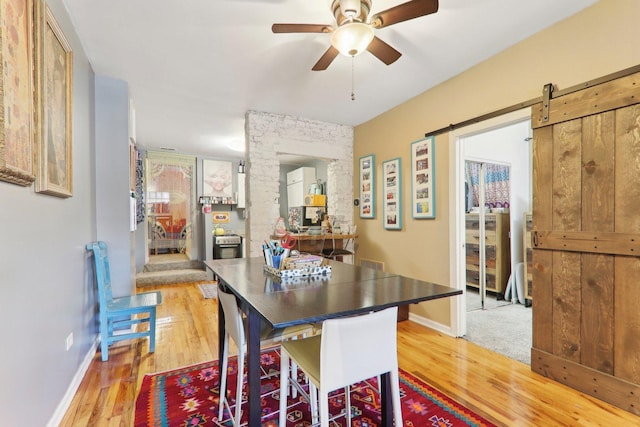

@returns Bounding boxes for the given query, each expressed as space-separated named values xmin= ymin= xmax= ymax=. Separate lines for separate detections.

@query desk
xmin=271 ymin=233 xmax=356 ymax=255
xmin=205 ymin=257 xmax=461 ymax=427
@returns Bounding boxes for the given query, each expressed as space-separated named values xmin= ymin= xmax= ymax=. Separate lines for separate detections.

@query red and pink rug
xmin=135 ymin=348 xmax=496 ymax=426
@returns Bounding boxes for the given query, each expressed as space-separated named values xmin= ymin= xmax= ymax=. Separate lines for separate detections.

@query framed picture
xmin=359 ymin=154 xmax=375 ymax=219
xmin=0 ymin=0 xmax=36 ymax=186
xmin=382 ymin=158 xmax=402 ymax=230
xmin=411 ymin=136 xmax=436 ymax=219
xmin=35 ymin=4 xmax=73 ymax=197
xmin=203 ymin=159 xmax=233 ymax=200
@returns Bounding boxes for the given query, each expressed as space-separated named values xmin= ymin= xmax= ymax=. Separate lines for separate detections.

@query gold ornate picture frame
xmin=0 ymin=0 xmax=36 ymax=186
xmin=35 ymin=3 xmax=73 ymax=197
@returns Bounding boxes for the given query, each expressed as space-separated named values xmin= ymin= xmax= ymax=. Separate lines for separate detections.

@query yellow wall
xmin=354 ymin=0 xmax=640 ymax=325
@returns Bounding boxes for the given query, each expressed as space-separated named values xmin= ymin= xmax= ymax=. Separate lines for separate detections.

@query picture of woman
xmin=203 ymin=160 xmax=232 ymax=197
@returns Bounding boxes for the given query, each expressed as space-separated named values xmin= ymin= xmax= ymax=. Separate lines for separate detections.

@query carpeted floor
xmin=465 ymin=289 xmax=532 ymax=365
xmin=137 ymin=254 xmax=208 ymax=287
xmin=135 ymin=347 xmax=497 ymax=426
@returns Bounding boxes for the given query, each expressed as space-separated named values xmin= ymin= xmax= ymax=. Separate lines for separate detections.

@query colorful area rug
xmin=135 ymin=348 xmax=496 ymax=426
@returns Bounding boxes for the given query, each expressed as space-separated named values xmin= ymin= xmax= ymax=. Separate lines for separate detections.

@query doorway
xmin=464 ymin=160 xmax=512 ymax=311
xmin=145 ymin=152 xmax=196 ymax=260
xmin=450 ymin=109 xmax=533 ymax=363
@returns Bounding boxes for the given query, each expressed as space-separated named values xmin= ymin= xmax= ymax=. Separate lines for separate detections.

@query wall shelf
xmin=199 ymin=196 xmax=236 ymax=205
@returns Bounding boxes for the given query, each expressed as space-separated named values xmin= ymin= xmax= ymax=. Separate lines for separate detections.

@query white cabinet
xmin=287 ymin=167 xmax=315 ymax=208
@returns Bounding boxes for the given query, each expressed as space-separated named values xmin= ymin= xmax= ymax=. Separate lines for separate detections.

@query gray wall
xmin=94 ymin=76 xmax=134 ymax=297
xmin=0 ymin=0 xmax=97 ymax=424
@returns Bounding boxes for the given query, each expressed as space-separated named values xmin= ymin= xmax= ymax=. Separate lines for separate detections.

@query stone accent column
xmin=245 ymin=111 xmax=353 ymax=257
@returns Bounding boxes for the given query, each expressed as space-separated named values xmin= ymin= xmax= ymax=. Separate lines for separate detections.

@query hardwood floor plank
xmin=60 ymin=282 xmax=640 ymax=426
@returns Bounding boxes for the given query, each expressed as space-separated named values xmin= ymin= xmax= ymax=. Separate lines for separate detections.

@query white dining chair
xmin=217 ymin=289 xmax=317 ymax=426
xmin=278 ymin=306 xmax=402 ymax=427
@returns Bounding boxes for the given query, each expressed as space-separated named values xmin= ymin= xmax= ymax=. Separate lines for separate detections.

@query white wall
xmin=462 ymin=119 xmax=532 ymax=268
xmin=0 ymin=0 xmax=97 ymax=424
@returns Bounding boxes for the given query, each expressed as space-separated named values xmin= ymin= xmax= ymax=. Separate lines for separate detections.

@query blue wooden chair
xmin=86 ymin=241 xmax=162 ymax=361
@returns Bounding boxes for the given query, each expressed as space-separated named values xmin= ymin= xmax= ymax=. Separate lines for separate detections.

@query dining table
xmin=204 ymin=257 xmax=462 ymax=427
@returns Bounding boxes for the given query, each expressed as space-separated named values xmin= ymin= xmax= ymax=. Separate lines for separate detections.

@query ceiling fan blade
xmin=370 ymin=0 xmax=439 ymax=29
xmin=367 ymin=37 xmax=402 ymax=65
xmin=272 ymin=23 xmax=333 ymax=34
xmin=312 ymin=46 xmax=340 ymax=71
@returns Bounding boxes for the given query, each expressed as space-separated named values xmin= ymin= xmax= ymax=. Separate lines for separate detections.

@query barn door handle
xmin=532 ymin=231 xmax=539 ymax=247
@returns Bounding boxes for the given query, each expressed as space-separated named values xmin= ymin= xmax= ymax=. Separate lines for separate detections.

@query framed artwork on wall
xmin=411 ymin=136 xmax=436 ymax=219
xmin=382 ymin=157 xmax=402 ymax=230
xmin=203 ymin=159 xmax=233 ymax=201
xmin=0 ymin=0 xmax=36 ymax=186
xmin=359 ymin=154 xmax=375 ymax=219
xmin=35 ymin=4 xmax=74 ymax=197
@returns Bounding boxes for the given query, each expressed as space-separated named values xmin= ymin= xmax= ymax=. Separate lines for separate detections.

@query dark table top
xmin=204 ymin=257 xmax=462 ymax=328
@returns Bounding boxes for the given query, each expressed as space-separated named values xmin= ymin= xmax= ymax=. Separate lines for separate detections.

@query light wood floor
xmin=60 ymin=282 xmax=639 ymax=426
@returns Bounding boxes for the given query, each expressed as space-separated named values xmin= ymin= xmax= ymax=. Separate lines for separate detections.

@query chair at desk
xmin=278 ymin=306 xmax=402 ymax=427
xmin=321 ymin=226 xmax=356 ymax=263
xmin=217 ymin=289 xmax=318 ymax=426
xmin=85 ymin=241 xmax=162 ymax=362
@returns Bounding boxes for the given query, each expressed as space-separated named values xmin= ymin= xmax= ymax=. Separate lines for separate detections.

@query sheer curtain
xmin=146 ymin=152 xmax=195 ymax=255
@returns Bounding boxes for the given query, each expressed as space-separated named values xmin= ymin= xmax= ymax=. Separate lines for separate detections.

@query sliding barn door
xmin=530 ymin=71 xmax=640 ymax=415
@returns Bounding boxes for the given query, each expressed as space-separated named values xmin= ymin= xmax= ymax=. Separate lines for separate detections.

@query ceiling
xmin=63 ymin=0 xmax=598 ymax=161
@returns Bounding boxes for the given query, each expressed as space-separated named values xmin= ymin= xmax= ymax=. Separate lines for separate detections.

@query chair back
xmin=320 ymin=306 xmax=398 ymax=392
xmin=86 ymin=241 xmax=114 ymax=306
xmin=218 ymin=290 xmax=246 ymax=348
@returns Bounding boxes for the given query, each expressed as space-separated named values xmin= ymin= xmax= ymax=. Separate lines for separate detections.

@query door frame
xmin=449 ymin=108 xmax=532 ymax=337
xmin=144 ymin=151 xmax=197 ymax=263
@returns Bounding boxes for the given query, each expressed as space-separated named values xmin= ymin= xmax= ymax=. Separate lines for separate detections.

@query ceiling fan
xmin=272 ymin=0 xmax=439 ymax=71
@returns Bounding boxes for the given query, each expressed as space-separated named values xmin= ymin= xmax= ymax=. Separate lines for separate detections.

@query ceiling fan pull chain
xmin=351 ymin=56 xmax=356 ymax=101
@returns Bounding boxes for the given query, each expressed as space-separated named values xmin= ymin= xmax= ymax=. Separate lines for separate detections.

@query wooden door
xmin=530 ymin=71 xmax=640 ymax=414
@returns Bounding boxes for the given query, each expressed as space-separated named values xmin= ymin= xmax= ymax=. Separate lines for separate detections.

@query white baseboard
xmin=47 ymin=337 xmax=99 ymax=427
xmin=408 ymin=312 xmax=457 ymax=337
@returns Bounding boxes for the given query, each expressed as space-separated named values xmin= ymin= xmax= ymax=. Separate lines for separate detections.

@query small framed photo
xmin=411 ymin=136 xmax=436 ymax=219
xmin=359 ymin=154 xmax=375 ymax=219
xmin=382 ymin=157 xmax=402 ymax=230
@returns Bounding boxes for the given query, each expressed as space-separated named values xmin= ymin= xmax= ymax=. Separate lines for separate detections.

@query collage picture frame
xmin=411 ymin=136 xmax=436 ymax=219
xmin=358 ymin=154 xmax=375 ymax=219
xmin=382 ymin=157 xmax=402 ymax=230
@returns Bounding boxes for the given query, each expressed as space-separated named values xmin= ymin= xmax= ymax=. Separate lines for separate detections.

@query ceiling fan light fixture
xmin=330 ymin=22 xmax=374 ymax=57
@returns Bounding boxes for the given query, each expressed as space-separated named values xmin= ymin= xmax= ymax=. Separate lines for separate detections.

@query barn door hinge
xmin=542 ymin=83 xmax=553 ymax=122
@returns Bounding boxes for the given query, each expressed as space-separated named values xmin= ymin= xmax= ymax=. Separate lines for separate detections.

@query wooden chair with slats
xmin=86 ymin=241 xmax=162 ymax=361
